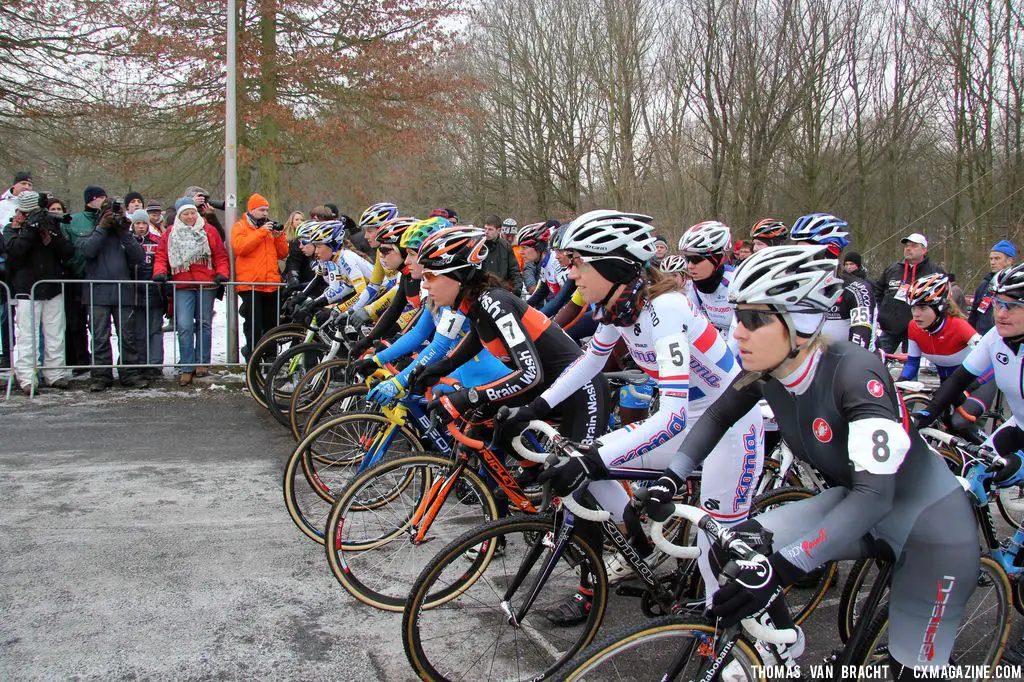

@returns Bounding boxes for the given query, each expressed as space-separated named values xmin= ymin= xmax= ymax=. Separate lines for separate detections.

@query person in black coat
xmin=968 ymin=240 xmax=1016 ymax=337
xmin=128 ymin=210 xmax=166 ymax=379
xmin=482 ymin=215 xmax=524 ymax=293
xmin=1 ymin=191 xmax=76 ymax=393
xmin=872 ymin=233 xmax=944 ymax=353
xmin=81 ymin=202 xmax=146 ymax=390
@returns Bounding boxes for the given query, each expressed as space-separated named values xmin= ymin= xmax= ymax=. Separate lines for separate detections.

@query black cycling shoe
xmin=541 ymin=591 xmax=592 ymax=627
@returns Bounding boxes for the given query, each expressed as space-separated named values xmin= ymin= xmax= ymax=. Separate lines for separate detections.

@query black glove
xmin=349 ymin=337 xmax=374 ymax=358
xmin=214 ymin=274 xmax=229 ymax=285
xmin=152 ymin=273 xmax=169 ymax=284
xmin=711 ymin=552 xmax=798 ymax=628
xmin=643 ymin=470 xmax=685 ymax=522
xmin=295 ymin=297 xmax=320 ymax=318
xmin=410 ymin=362 xmax=450 ymax=395
xmin=285 ymin=276 xmax=302 ymax=294
xmin=351 ymin=356 xmax=380 ymax=379
xmin=537 ymin=443 xmax=607 ymax=497
xmin=912 ymin=409 xmax=935 ymax=430
xmin=494 ymin=397 xmax=551 ymax=441
xmin=426 ymin=393 xmax=461 ymax=427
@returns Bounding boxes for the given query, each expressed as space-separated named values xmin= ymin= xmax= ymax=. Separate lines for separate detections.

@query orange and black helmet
xmin=416 ymin=226 xmax=489 ymax=282
xmin=908 ymin=273 xmax=950 ymax=311
xmin=376 ymin=216 xmax=419 ymax=249
xmin=751 ymin=218 xmax=788 ymax=243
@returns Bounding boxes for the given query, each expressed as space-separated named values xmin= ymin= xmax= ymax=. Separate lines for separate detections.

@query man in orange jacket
xmin=232 ymin=193 xmax=288 ymax=360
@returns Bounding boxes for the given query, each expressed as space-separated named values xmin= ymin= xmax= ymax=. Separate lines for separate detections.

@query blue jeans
xmin=174 ymin=287 xmax=215 ymax=373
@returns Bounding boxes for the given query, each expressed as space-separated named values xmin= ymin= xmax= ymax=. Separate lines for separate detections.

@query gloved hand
xmin=912 ymin=409 xmax=934 ymax=429
xmin=214 ymin=274 xmax=229 ymax=285
xmin=409 ymin=362 xmax=449 ymax=395
xmin=367 ymin=376 xmax=406 ymax=406
xmin=284 ymin=276 xmax=302 ymax=294
xmin=711 ymin=552 xmax=795 ymax=628
xmin=537 ymin=443 xmax=607 ymax=497
xmin=349 ymin=307 xmax=372 ymax=328
xmin=349 ymin=336 xmax=374 ymax=358
xmin=153 ymin=273 xmax=169 ymax=284
xmin=295 ymin=297 xmax=321 ymax=318
xmin=327 ymin=308 xmax=349 ymax=327
xmin=495 ymin=397 xmax=550 ymax=440
xmin=350 ymin=356 xmax=381 ymax=379
xmin=427 ymin=388 xmax=479 ymax=427
xmin=643 ymin=470 xmax=685 ymax=522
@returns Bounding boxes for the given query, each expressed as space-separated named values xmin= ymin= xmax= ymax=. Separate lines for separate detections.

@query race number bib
xmin=894 ymin=283 xmax=910 ymax=303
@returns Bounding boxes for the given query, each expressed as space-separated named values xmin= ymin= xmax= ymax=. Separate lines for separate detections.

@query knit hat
xmin=992 ymin=240 xmax=1017 ymax=259
xmin=13 ymin=171 xmax=31 ymax=185
xmin=129 ymin=209 xmax=150 ymax=224
xmin=146 ymin=201 xmax=162 ymax=213
xmin=844 ymin=251 xmax=862 ymax=267
xmin=325 ymin=203 xmax=340 ymax=219
xmin=83 ymin=185 xmax=107 ymax=205
xmin=183 ymin=186 xmax=208 ymax=199
xmin=16 ymin=191 xmax=39 ymax=213
xmin=175 ymin=197 xmax=197 ymax=213
xmin=124 ymin=191 xmax=144 ymax=207
xmin=445 ymin=208 xmax=458 ymax=223
xmin=247 ymin=193 xmax=270 ymax=212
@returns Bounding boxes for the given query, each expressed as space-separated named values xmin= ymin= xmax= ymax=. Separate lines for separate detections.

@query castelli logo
xmin=867 ymin=379 xmax=884 ymax=398
xmin=812 ymin=418 xmax=833 ymax=443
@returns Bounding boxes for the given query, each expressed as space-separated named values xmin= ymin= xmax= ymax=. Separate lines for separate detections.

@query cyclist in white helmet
xmin=679 ymin=220 xmax=735 ymax=336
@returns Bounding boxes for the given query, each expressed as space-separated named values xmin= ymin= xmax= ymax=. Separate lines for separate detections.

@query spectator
xmin=1 ymin=191 xmax=74 ymax=395
xmin=0 ymin=171 xmax=33 ymax=368
xmin=481 ymin=215 xmax=524 ymax=293
xmin=81 ymin=200 xmax=146 ymax=391
xmin=172 ymin=186 xmax=225 ymax=241
xmin=153 ymin=197 xmax=229 ymax=386
xmin=124 ymin=191 xmax=145 ymax=214
xmin=843 ymin=251 xmax=867 ymax=279
xmin=65 ymin=185 xmax=108 ymax=371
xmin=733 ymin=239 xmax=752 ymax=263
xmin=652 ymin=234 xmax=670 ymax=265
xmin=430 ymin=208 xmax=458 ymax=224
xmin=282 ymin=210 xmax=304 ymax=241
xmin=947 ymin=272 xmax=968 ymax=311
xmin=232 ymin=193 xmax=288 ymax=360
xmin=0 ymin=171 xmax=32 ymax=229
xmin=324 ymin=203 xmax=340 ymax=220
xmin=128 ymin=210 xmax=165 ymax=378
xmin=873 ymin=232 xmax=943 ymax=353
xmin=969 ymin=240 xmax=1015 ymax=336
xmin=146 ymin=201 xmax=166 ymax=238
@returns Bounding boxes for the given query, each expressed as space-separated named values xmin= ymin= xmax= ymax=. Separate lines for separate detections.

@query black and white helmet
xmin=991 ymin=264 xmax=1024 ymax=301
xmin=559 ymin=209 xmax=658 ymax=263
xmin=657 ymin=255 xmax=688 ymax=273
xmin=678 ymin=220 xmax=732 ymax=254
xmin=729 ymin=245 xmax=843 ymax=313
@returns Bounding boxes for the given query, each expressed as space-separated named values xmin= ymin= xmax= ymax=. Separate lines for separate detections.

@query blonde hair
xmin=644 ymin=267 xmax=688 ymax=301
xmin=947 ymin=299 xmax=966 ymax=319
xmin=284 ymin=211 xmax=304 ymax=241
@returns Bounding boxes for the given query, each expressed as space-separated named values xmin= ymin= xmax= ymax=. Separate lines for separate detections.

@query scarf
xmin=593 ymin=276 xmax=645 ymax=328
xmin=167 ymin=214 xmax=212 ymax=274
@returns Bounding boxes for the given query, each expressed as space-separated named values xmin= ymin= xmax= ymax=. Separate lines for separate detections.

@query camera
xmin=270 ymin=221 xmax=284 ymax=232
xmin=197 ymin=193 xmax=225 ymax=211
xmin=111 ymin=197 xmax=123 ymax=215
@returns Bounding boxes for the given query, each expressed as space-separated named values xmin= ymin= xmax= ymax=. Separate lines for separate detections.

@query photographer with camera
xmin=177 ymin=186 xmax=226 ymax=242
xmin=64 ymin=185 xmax=108 ymax=372
xmin=81 ymin=197 xmax=146 ymax=391
xmin=231 ymin=193 xmax=288 ymax=360
xmin=1 ymin=191 xmax=75 ymax=395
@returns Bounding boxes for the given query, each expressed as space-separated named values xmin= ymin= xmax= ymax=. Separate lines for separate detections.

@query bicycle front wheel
xmin=265 ymin=342 xmax=330 ymax=427
xmin=325 ymin=454 xmax=500 ymax=611
xmin=555 ymin=617 xmax=764 ymax=682
xmin=848 ymin=556 xmax=1011 ymax=681
xmin=403 ymin=514 xmax=607 ymax=682
xmin=288 ymin=359 xmax=350 ymax=439
xmin=245 ymin=326 xmax=307 ymax=409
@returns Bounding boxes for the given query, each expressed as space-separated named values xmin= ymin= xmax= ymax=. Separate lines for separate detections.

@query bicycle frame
xmin=351 ymin=396 xmax=453 ymax=480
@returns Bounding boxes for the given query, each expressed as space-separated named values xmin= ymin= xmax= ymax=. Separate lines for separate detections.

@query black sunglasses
xmin=378 ymin=245 xmax=396 ymax=255
xmin=684 ymin=254 xmax=719 ymax=266
xmin=735 ymin=308 xmax=784 ymax=331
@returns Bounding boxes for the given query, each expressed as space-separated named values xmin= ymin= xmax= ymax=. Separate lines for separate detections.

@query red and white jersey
xmin=905 ymin=316 xmax=979 ymax=380
xmin=539 ymin=251 xmax=568 ymax=295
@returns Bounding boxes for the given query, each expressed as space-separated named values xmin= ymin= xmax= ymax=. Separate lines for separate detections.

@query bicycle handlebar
xmin=920 ymin=427 xmax=1006 ymax=468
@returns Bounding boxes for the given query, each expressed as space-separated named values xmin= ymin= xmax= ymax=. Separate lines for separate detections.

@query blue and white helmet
xmin=790 ymin=213 xmax=849 ymax=253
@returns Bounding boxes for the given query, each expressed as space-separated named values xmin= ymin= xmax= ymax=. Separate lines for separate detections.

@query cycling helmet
xmin=295 ymin=220 xmax=321 ymax=243
xmin=679 ymin=220 xmax=732 ymax=255
xmin=990 ymin=263 xmax=1024 ymax=300
xmin=307 ymin=221 xmax=343 ymax=248
xmin=501 ymin=217 xmax=518 ymax=235
xmin=657 ymin=255 xmax=688 ymax=274
xmin=751 ymin=218 xmax=788 ymax=242
xmin=417 ymin=226 xmax=489 ymax=283
xmin=515 ymin=222 xmax=550 ymax=248
xmin=559 ymin=209 xmax=657 ymax=263
xmin=376 ymin=217 xmax=419 ymax=248
xmin=908 ymin=273 xmax=951 ymax=310
xmin=550 ymin=222 xmax=571 ymax=250
xmin=359 ymin=202 xmax=399 ymax=229
xmin=790 ymin=213 xmax=849 ymax=254
xmin=401 ymin=216 xmax=452 ymax=251
xmin=729 ymin=245 xmax=842 ymax=313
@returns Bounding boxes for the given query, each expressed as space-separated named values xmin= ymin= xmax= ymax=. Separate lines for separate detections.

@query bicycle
xmin=557 ymin=489 xmax=1011 ymax=682
xmin=400 ymin=421 xmax=834 ymax=682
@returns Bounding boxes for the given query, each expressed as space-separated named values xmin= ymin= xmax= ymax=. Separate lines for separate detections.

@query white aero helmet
xmin=990 ymin=263 xmax=1024 ymax=300
xmin=729 ymin=245 xmax=842 ymax=313
xmin=559 ymin=209 xmax=658 ymax=263
xmin=657 ymin=255 xmax=688 ymax=273
xmin=678 ymin=220 xmax=732 ymax=254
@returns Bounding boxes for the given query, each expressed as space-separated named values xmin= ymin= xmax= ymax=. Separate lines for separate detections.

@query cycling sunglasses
xmin=993 ymin=298 xmax=1024 ymax=313
xmin=735 ymin=308 xmax=784 ymax=331
xmin=683 ymin=253 xmax=717 ymax=266
xmin=378 ymin=245 xmax=396 ymax=256
xmin=567 ymin=252 xmax=636 ymax=269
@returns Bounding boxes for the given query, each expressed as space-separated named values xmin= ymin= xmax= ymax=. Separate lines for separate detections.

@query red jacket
xmin=153 ymin=222 xmax=230 ymax=287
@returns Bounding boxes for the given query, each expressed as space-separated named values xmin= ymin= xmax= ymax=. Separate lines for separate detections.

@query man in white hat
xmin=872 ymin=232 xmax=944 ymax=353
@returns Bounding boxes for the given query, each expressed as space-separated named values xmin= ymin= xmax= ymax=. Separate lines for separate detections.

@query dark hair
xmin=461 ymin=270 xmax=507 ymax=303
xmin=484 ymin=215 xmax=501 ymax=228
xmin=47 ymin=198 xmax=68 ymax=213
xmin=310 ymin=205 xmax=333 ymax=221
xmin=325 ymin=203 xmax=340 ymax=218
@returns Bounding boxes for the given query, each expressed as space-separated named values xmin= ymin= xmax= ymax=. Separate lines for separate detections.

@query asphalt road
xmin=0 ymin=379 xmax=1020 ymax=681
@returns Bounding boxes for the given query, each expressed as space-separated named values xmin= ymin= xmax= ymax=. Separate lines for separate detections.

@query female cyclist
xmin=292 ymin=222 xmax=373 ymax=319
xmin=750 ymin=218 xmax=788 ymax=252
xmin=518 ymin=221 xmax=568 ymax=308
xmin=656 ymin=254 xmax=688 ymax=288
xmin=918 ymin=264 xmax=1024 ymax=485
xmin=646 ymin=245 xmax=979 ymax=678
xmin=679 ymin=220 xmax=735 ymax=335
xmin=500 ymin=209 xmax=762 ymax=619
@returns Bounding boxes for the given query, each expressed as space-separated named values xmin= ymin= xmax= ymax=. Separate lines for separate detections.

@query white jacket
xmin=0 ymin=189 xmax=17 ymax=228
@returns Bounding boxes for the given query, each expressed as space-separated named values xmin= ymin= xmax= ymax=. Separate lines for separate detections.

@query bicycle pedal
xmin=614 ymin=584 xmax=648 ymax=598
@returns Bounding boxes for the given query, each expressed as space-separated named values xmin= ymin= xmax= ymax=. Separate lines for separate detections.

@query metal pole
xmin=224 ymin=0 xmax=240 ymax=363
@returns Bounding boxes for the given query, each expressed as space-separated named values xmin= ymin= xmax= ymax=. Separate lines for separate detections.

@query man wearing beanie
xmin=124 ymin=191 xmax=145 ymax=214
xmin=63 ymin=185 xmax=109 ymax=370
xmin=969 ymin=240 xmax=1016 ymax=336
xmin=232 ymin=193 xmax=287 ymax=360
xmin=843 ymin=251 xmax=867 ymax=280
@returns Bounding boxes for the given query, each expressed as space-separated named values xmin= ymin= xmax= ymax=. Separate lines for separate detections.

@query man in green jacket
xmin=62 ymin=185 xmax=107 ymax=370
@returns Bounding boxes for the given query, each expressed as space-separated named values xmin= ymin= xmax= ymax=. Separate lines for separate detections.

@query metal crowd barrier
xmin=5 ymin=279 xmax=287 ymax=398
xmin=0 ymin=280 xmax=14 ymax=400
